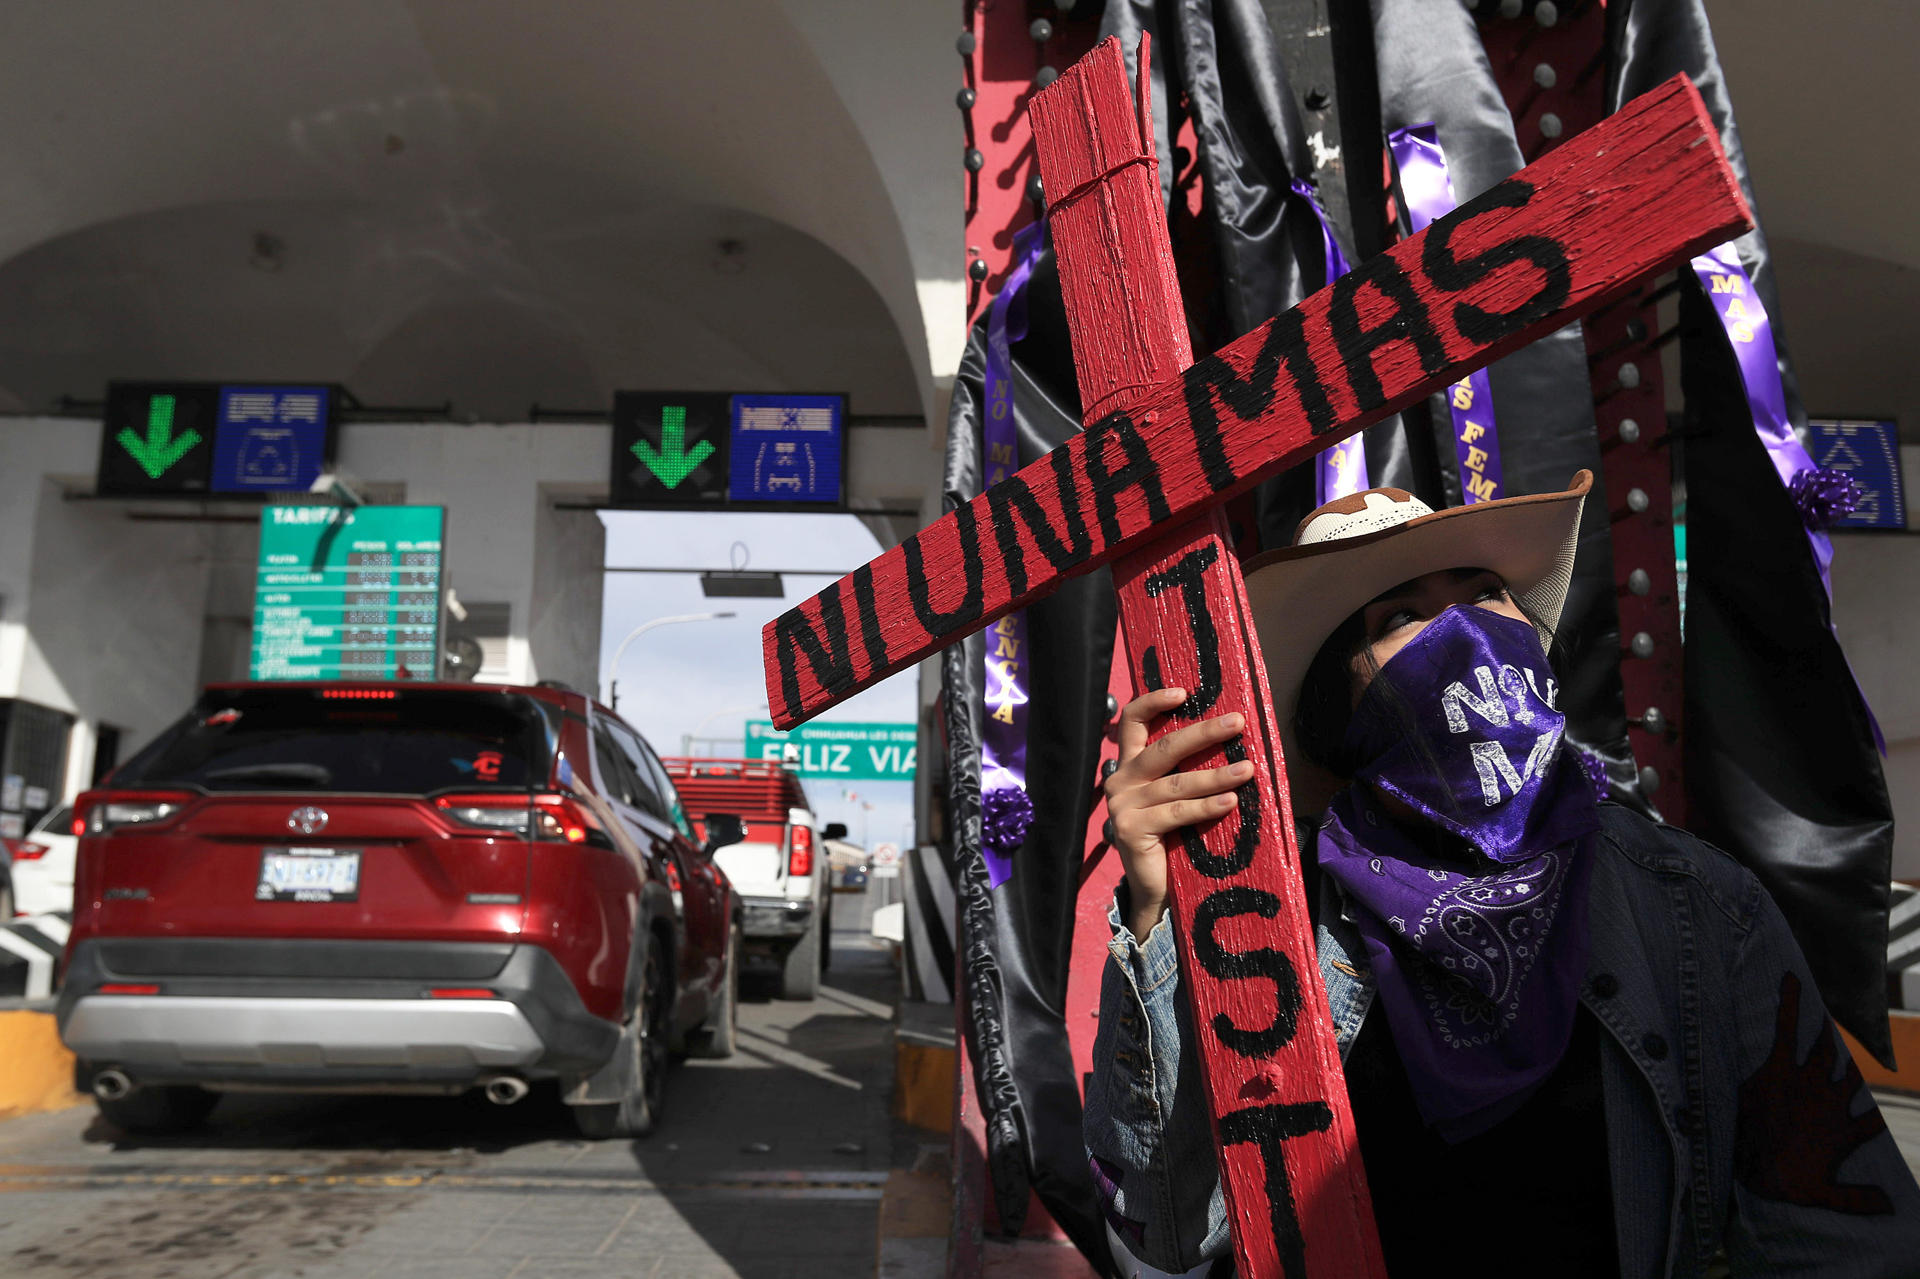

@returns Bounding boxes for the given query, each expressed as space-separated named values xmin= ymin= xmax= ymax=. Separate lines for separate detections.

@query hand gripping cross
xmin=763 ymin=37 xmax=1751 ymax=1276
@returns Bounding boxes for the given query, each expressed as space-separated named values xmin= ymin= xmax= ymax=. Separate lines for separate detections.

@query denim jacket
xmin=1086 ymin=804 xmax=1920 ymax=1277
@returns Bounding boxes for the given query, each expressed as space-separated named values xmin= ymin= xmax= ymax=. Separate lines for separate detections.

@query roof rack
xmin=661 ymin=756 xmax=790 ymax=778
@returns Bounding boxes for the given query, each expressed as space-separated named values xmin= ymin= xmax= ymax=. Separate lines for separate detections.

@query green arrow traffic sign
xmin=116 ymin=393 xmax=204 ymax=480
xmin=630 ymin=404 xmax=714 ymax=489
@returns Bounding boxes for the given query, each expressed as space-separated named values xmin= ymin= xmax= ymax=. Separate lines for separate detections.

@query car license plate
xmin=256 ymin=848 xmax=361 ymax=902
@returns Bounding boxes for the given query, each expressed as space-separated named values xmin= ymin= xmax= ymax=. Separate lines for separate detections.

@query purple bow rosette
xmin=1292 ymin=178 xmax=1370 ymax=503
xmin=1390 ymin=125 xmax=1504 ymax=505
xmin=978 ymin=218 xmax=1048 ymax=886
xmin=1689 ymin=241 xmax=1883 ymax=752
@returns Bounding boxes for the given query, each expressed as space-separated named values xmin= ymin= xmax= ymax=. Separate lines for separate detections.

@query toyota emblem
xmin=288 ymin=806 xmax=329 ymax=836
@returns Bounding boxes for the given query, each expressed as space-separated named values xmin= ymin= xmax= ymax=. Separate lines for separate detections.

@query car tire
xmin=96 ymin=1085 xmax=217 ymax=1135
xmin=572 ymin=937 xmax=669 ymax=1139
xmin=0 ymin=873 xmax=13 ymax=921
xmin=779 ymin=912 xmax=821 ymax=1001
xmin=691 ymin=924 xmax=739 ymax=1060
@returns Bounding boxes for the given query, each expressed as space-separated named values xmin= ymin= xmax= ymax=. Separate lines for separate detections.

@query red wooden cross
xmin=764 ymin=37 xmax=1750 ymax=1277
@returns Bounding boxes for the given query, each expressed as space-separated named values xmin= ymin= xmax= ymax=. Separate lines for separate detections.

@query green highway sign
xmin=251 ymin=505 xmax=446 ymax=681
xmin=610 ymin=391 xmax=730 ymax=506
xmin=745 ymin=720 xmax=917 ymax=782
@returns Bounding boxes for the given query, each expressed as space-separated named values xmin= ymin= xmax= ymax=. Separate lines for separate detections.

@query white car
xmin=9 ymin=805 xmax=76 ymax=917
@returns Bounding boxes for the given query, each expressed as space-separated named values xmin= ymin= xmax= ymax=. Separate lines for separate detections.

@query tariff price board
xmin=745 ymin=719 xmax=916 ymax=782
xmin=1810 ymin=419 xmax=1906 ymax=530
xmin=98 ymin=381 xmax=337 ymax=498
xmin=729 ymin=394 xmax=845 ymax=506
xmin=251 ymin=505 xmax=445 ymax=681
xmin=610 ymin=391 xmax=731 ymax=507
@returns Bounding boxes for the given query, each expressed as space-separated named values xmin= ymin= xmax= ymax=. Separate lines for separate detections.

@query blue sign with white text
xmin=1809 ymin=419 xmax=1906 ymax=530
xmin=727 ymin=394 xmax=844 ymax=505
xmin=210 ymin=385 xmax=332 ymax=494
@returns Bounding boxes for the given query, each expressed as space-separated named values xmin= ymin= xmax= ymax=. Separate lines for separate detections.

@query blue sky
xmin=597 ymin=510 xmax=918 ymax=853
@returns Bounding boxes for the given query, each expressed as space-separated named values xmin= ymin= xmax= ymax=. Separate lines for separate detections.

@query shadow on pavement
xmin=64 ymin=925 xmax=905 ymax=1278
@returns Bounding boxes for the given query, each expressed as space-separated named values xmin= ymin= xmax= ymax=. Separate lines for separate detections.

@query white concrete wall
xmin=0 ymin=417 xmax=221 ymax=785
xmin=0 ymin=418 xmax=622 ymax=802
xmin=1828 ymin=445 xmax=1920 ymax=882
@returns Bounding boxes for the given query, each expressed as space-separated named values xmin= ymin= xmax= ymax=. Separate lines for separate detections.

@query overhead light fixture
xmin=700 ymin=571 xmax=783 ymax=598
xmin=250 ymin=231 xmax=286 ymax=273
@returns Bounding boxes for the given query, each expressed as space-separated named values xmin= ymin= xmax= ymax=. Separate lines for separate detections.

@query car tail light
xmin=789 ymin=824 xmax=814 ymax=878
xmin=320 ymin=688 xmax=398 ymax=700
xmin=99 ymin=983 xmax=160 ymax=995
xmin=84 ymin=794 xmax=192 ymax=835
xmin=438 ymin=792 xmax=607 ymax=845
xmin=429 ymin=987 xmax=495 ymax=999
xmin=69 ymin=815 xmax=85 ymax=837
xmin=10 ymin=842 xmax=48 ymax=862
xmin=435 ymin=794 xmax=535 ymax=836
xmin=534 ymin=794 xmax=613 ymax=845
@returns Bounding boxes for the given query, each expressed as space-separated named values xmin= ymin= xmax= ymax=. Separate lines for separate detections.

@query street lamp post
xmin=682 ymin=701 xmax=769 ymax=756
xmin=604 ymin=611 xmax=736 ymax=710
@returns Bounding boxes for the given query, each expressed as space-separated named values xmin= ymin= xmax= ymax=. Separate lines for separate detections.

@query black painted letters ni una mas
xmin=1421 ymin=178 xmax=1572 ymax=344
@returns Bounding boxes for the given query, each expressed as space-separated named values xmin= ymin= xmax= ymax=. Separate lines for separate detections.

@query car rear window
xmin=113 ymin=688 xmax=550 ymax=795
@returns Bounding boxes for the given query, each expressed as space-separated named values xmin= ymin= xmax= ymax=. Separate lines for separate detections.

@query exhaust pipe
xmin=481 ymin=1075 xmax=529 ymax=1106
xmin=93 ymin=1069 xmax=133 ymax=1101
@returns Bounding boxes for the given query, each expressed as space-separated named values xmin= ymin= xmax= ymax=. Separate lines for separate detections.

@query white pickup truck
xmin=662 ymin=758 xmax=843 ymax=999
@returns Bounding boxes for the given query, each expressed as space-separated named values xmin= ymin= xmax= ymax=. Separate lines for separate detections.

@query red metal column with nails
xmin=1476 ymin=2 xmax=1688 ymax=821
xmin=1031 ymin=38 xmax=1387 ymax=1279
xmin=956 ymin=1 xmax=1132 ymax=1251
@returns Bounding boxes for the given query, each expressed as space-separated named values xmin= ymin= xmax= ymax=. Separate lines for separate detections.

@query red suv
xmin=56 ymin=681 xmax=741 ymax=1138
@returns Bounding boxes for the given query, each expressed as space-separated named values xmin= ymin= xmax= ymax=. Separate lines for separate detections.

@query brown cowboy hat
xmin=1242 ymin=470 xmax=1593 ymax=812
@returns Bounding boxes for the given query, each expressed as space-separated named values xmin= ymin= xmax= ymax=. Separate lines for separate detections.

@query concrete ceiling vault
xmin=0 ymin=1 xmax=963 ymax=426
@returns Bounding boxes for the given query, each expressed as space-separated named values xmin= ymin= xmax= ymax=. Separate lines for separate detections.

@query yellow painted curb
xmin=894 ymin=1035 xmax=956 ymax=1134
xmin=0 ymin=1010 xmax=84 ymax=1120
xmin=1846 ymin=1011 xmax=1920 ymax=1096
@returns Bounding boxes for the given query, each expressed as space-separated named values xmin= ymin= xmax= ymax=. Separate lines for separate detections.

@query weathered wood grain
xmin=1039 ymin=39 xmax=1384 ymax=1278
xmin=762 ymin=68 xmax=1750 ymax=729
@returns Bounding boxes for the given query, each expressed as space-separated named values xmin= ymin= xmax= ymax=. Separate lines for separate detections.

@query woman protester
xmin=1088 ymin=471 xmax=1920 ymax=1277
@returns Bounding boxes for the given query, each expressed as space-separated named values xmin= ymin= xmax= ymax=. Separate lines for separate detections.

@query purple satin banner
xmin=979 ymin=219 xmax=1047 ymax=886
xmin=1391 ymin=125 xmax=1505 ymax=504
xmin=1689 ymin=241 xmax=1884 ymax=753
xmin=1294 ymin=179 xmax=1370 ymax=503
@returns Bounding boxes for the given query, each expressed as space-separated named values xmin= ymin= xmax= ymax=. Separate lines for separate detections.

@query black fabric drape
xmin=942 ymin=245 xmax=1117 ymax=1266
xmin=1103 ymin=0 xmax=1428 ymax=541
xmin=1369 ymin=0 xmax=1644 ymax=811
xmin=1605 ymin=0 xmax=1896 ymax=1062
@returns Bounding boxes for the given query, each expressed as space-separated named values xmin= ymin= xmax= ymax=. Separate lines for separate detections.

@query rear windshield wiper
xmin=200 ymin=763 xmax=335 ymax=786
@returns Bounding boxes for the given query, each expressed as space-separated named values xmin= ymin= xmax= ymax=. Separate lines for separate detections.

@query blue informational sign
xmin=1809 ymin=419 xmax=1906 ymax=530
xmin=727 ymin=394 xmax=844 ymax=505
xmin=210 ymin=385 xmax=332 ymax=494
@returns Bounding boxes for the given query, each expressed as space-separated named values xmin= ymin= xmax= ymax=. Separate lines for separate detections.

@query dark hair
xmin=1290 ymin=573 xmax=1562 ymax=787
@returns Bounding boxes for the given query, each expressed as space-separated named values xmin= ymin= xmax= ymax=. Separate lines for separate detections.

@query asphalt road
xmin=0 ymin=882 xmax=901 ymax=1279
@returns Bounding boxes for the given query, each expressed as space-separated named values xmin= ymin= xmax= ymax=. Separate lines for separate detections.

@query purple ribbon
xmin=979 ymin=219 xmax=1047 ymax=886
xmin=1391 ymin=125 xmax=1505 ymax=505
xmin=1294 ymin=178 xmax=1370 ymax=503
xmin=1689 ymin=241 xmax=1885 ymax=753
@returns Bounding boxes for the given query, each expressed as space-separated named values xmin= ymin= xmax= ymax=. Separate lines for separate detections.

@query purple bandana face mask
xmin=1316 ymin=605 xmax=1602 ymax=1138
xmin=1345 ymin=606 xmax=1596 ymax=865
